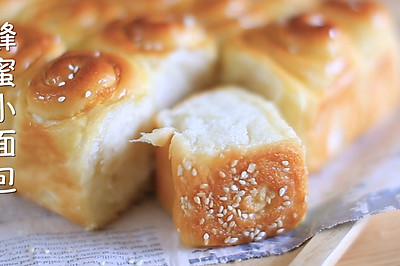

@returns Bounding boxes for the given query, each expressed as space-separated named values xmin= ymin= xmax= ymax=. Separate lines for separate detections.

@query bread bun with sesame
xmin=82 ymin=13 xmax=218 ymax=109
xmin=14 ymin=50 xmax=155 ymax=229
xmin=138 ymin=86 xmax=308 ymax=247
xmin=221 ymin=0 xmax=400 ymax=172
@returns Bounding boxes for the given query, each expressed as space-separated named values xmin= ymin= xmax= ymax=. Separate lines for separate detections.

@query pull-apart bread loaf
xmin=83 ymin=13 xmax=218 ymax=109
xmin=138 ymin=87 xmax=308 ymax=247
xmin=11 ymin=12 xmax=217 ymax=229
xmin=14 ymin=51 xmax=155 ymax=229
xmin=221 ymin=0 xmax=400 ymax=172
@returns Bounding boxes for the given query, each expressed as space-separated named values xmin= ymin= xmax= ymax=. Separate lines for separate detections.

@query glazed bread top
xmin=235 ymin=12 xmax=357 ymax=100
xmin=86 ymin=13 xmax=209 ymax=55
xmin=25 ymin=50 xmax=145 ymax=122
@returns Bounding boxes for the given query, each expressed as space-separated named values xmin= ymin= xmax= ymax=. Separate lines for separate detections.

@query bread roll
xmin=16 ymin=0 xmax=129 ymax=48
xmin=138 ymin=86 xmax=308 ymax=247
xmin=185 ymin=0 xmax=319 ymax=41
xmin=83 ymin=13 xmax=218 ymax=108
xmin=221 ymin=0 xmax=400 ymax=172
xmin=14 ymin=50 xmax=155 ymax=229
xmin=0 ymin=23 xmax=65 ymax=131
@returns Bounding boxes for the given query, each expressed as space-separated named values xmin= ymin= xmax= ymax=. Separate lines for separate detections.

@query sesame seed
xmin=243 ymin=231 xmax=250 ymax=237
xmin=209 ymin=201 xmax=214 ymax=208
xmin=231 ymin=184 xmax=238 ymax=191
xmin=68 ymin=64 xmax=74 ymax=70
xmin=229 ymin=221 xmax=236 ymax=228
xmin=237 ymin=190 xmax=246 ymax=197
xmin=279 ymin=187 xmax=286 ymax=197
xmin=277 ymin=219 xmax=283 ymax=228
xmin=257 ymin=232 xmax=266 ymax=238
xmin=68 ymin=73 xmax=74 ymax=80
xmin=229 ymin=237 xmax=238 ymax=244
xmin=194 ymin=196 xmax=201 ymax=205
xmin=224 ymin=236 xmax=231 ymax=244
xmin=197 ymin=192 xmax=205 ymax=197
xmin=85 ymin=91 xmax=92 ymax=98
xmin=192 ymin=168 xmax=197 ymax=176
xmin=177 ymin=165 xmax=183 ymax=176
xmin=204 ymin=198 xmax=210 ymax=205
xmin=211 ymin=228 xmax=217 ymax=234
xmin=249 ymin=178 xmax=257 ymax=185
xmin=223 ymin=209 xmax=228 ymax=215
xmin=231 ymin=160 xmax=238 ymax=167
xmin=237 ymin=209 xmax=242 ymax=217
xmin=249 ymin=213 xmax=255 ymax=219
xmin=219 ymin=206 xmax=224 ymax=213
xmin=219 ymin=171 xmax=226 ymax=178
xmin=200 ymin=184 xmax=208 ymax=189
xmin=242 ymin=213 xmax=248 ymax=219
xmin=241 ymin=171 xmax=248 ymax=179
xmin=203 ymin=233 xmax=209 ymax=240
xmin=239 ymin=180 xmax=246 ymax=186
xmin=223 ymin=187 xmax=230 ymax=193
xmin=73 ymin=66 xmax=79 ymax=73
xmin=283 ymin=167 xmax=290 ymax=173
xmin=217 ymin=213 xmax=224 ymax=218
xmin=223 ymin=222 xmax=228 ymax=228
xmin=231 ymin=168 xmax=237 ymax=174
xmin=218 ymin=218 xmax=224 ymax=224
xmin=282 ymin=160 xmax=289 ymax=166
xmin=254 ymin=236 xmax=263 ymax=241
xmin=293 ymin=213 xmax=298 ymax=219
xmin=208 ymin=209 xmax=214 ymax=214
xmin=247 ymin=163 xmax=257 ymax=173
xmin=219 ymin=196 xmax=228 ymax=201
xmin=277 ymin=228 xmax=285 ymax=234
xmin=232 ymin=203 xmax=240 ymax=208
xmin=283 ymin=201 xmax=291 ymax=206
xmin=283 ymin=195 xmax=290 ymax=200
xmin=227 ymin=214 xmax=233 ymax=222
xmin=227 ymin=205 xmax=233 ymax=211
xmin=183 ymin=159 xmax=192 ymax=170
xmin=199 ymin=218 xmax=205 ymax=225
xmin=58 ymin=81 xmax=66 ymax=87
xmin=58 ymin=96 xmax=66 ymax=102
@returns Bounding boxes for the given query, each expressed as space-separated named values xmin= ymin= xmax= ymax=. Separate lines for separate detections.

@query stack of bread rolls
xmin=0 ymin=0 xmax=398 ymax=247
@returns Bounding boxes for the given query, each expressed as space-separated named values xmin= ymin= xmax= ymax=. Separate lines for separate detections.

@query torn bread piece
xmin=138 ymin=86 xmax=308 ymax=247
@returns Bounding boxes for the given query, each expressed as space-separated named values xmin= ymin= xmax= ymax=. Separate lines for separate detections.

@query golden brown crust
xmin=166 ymin=141 xmax=307 ymax=247
xmin=89 ymin=13 xmax=208 ymax=55
xmin=25 ymin=51 xmax=144 ymax=121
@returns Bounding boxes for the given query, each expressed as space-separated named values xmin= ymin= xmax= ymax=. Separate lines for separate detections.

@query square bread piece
xmin=221 ymin=0 xmax=399 ymax=172
xmin=14 ymin=50 xmax=155 ymax=229
xmin=138 ymin=86 xmax=308 ymax=247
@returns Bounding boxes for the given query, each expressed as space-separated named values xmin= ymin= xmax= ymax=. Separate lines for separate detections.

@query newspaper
xmin=0 ymin=107 xmax=399 ymax=266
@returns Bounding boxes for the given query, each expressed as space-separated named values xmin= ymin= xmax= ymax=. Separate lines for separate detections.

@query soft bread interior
xmin=142 ymin=87 xmax=300 ymax=152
